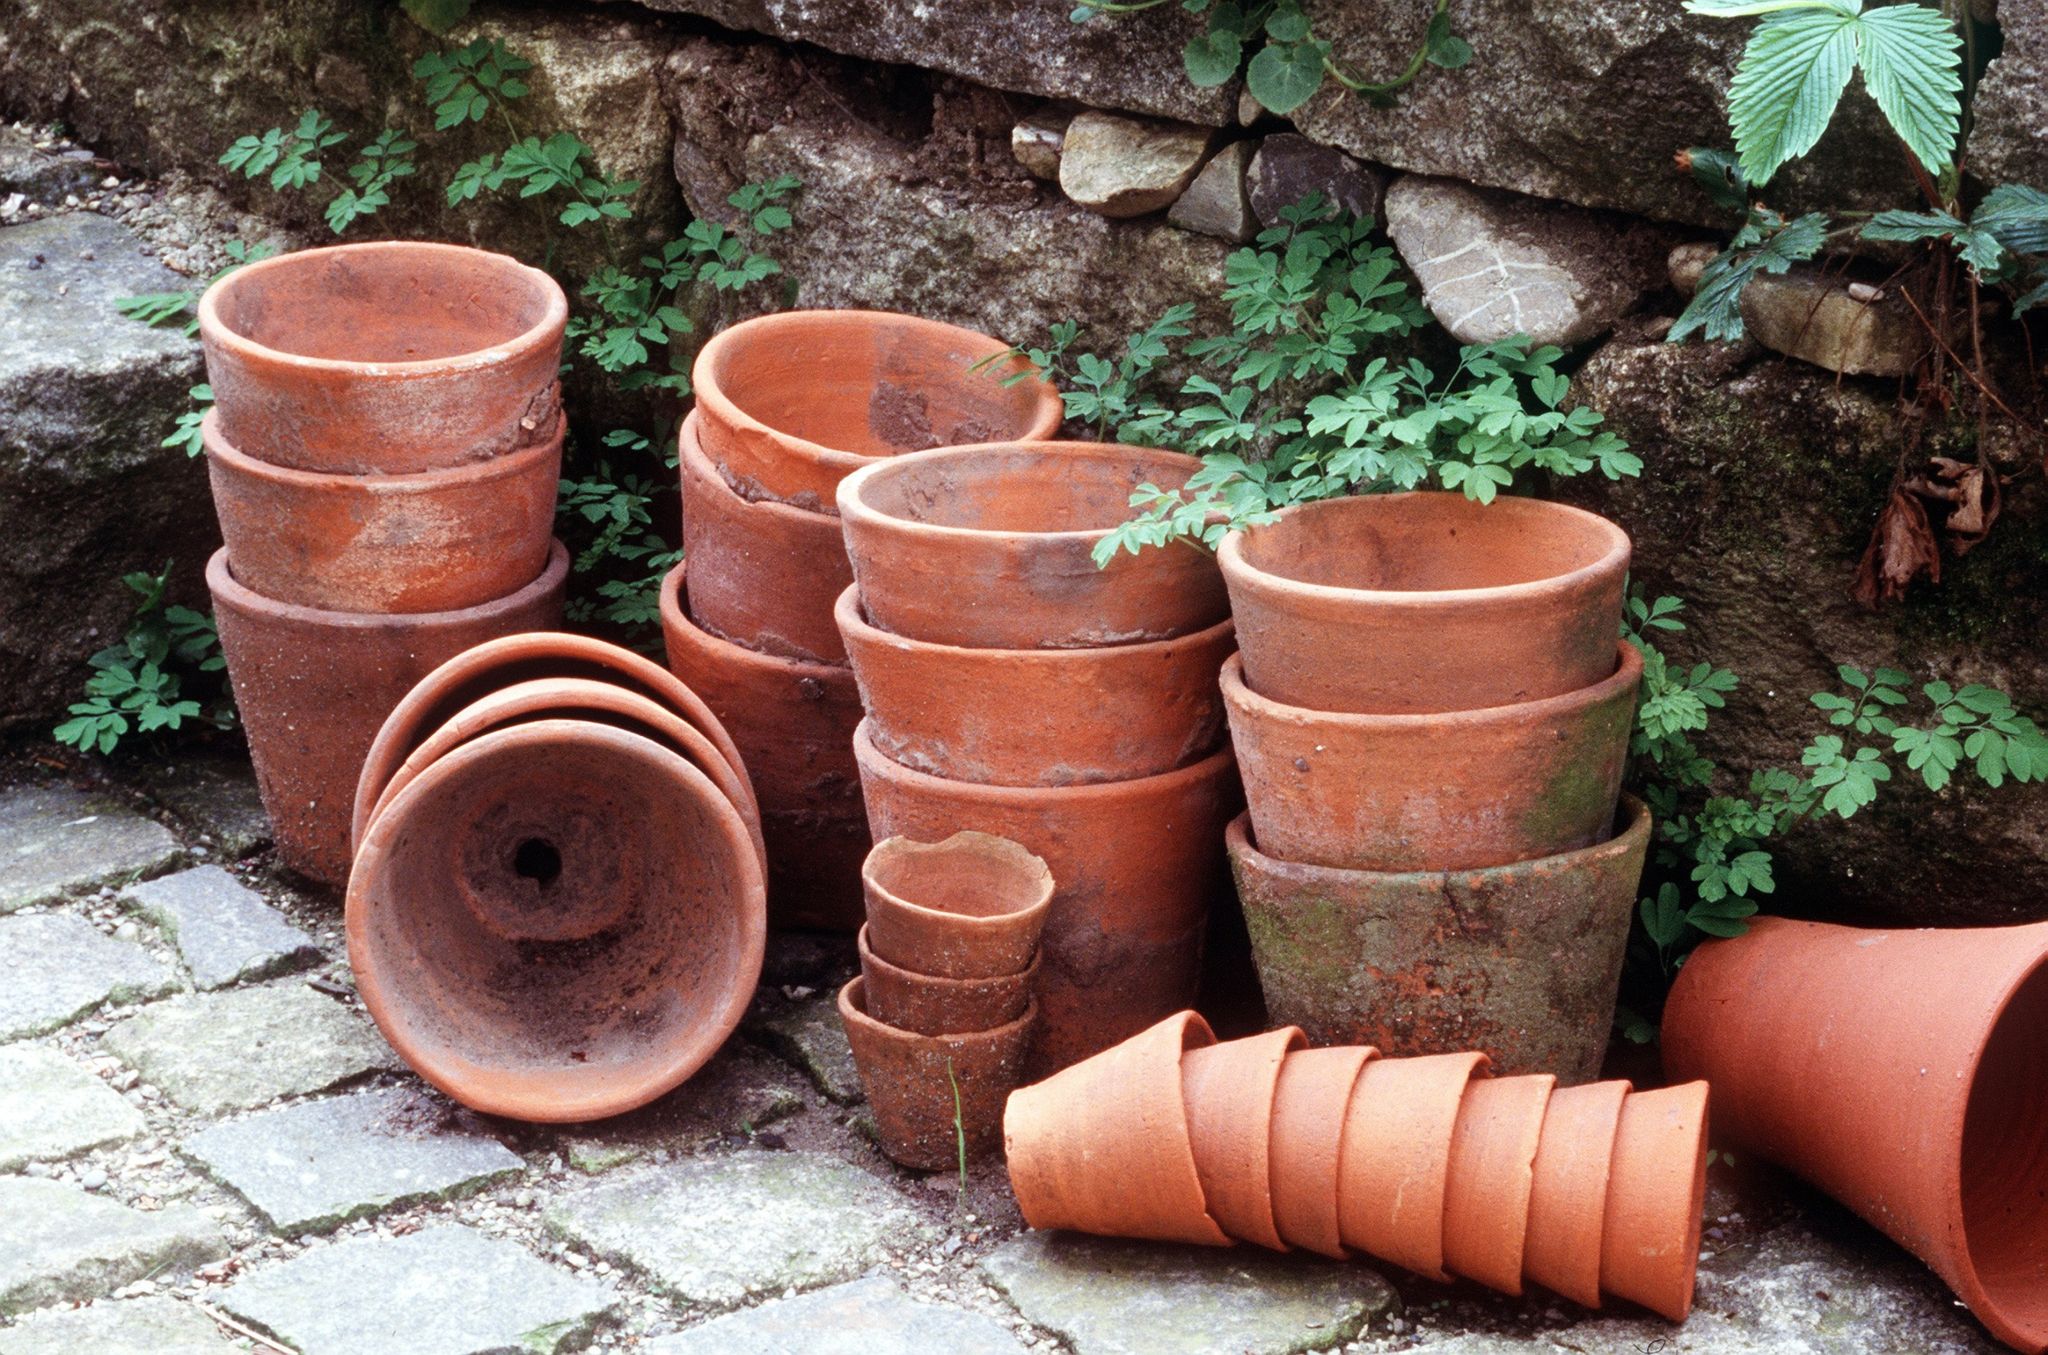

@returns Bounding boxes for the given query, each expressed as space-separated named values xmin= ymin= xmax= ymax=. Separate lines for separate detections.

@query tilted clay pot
xmin=210 ymin=543 xmax=567 ymax=888
xmin=693 ymin=309 xmax=1063 ymax=511
xmin=836 ymin=442 xmax=1231 ymax=650
xmin=1268 ymin=1045 xmax=1377 ymax=1259
xmin=1598 ymin=1081 xmax=1710 ymax=1323
xmin=1523 ymin=1078 xmax=1630 ymax=1308
xmin=1223 ymin=644 xmax=1638 ymax=872
xmin=1336 ymin=1050 xmax=1491 ymax=1281
xmin=1229 ymin=795 xmax=1653 ymax=1083
xmin=199 ymin=241 xmax=566 ymax=474
xmin=1180 ymin=1025 xmax=1305 ymax=1250
xmin=1218 ymin=492 xmax=1630 ymax=714
xmin=348 ymin=720 xmax=766 ymax=1122
xmin=858 ymin=926 xmax=1039 ymax=1037
xmin=836 ymin=585 xmax=1235 ymax=787
xmin=839 ymin=977 xmax=1036 ymax=1171
xmin=1441 ymin=1073 xmax=1558 ymax=1295
xmin=1665 ymin=917 xmax=2048 ymax=1349
xmin=862 ymin=832 xmax=1053 ymax=980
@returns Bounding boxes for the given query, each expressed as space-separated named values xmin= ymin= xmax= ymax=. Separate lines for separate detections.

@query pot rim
xmin=660 ymin=561 xmax=857 ymax=683
xmin=838 ymin=974 xmax=1039 ymax=1048
xmin=853 ymin=717 xmax=1238 ymax=805
xmin=863 ymin=833 xmax=1055 ymax=931
xmin=678 ymin=408 xmax=837 ymax=527
xmin=1221 ymin=640 xmax=1642 ymax=731
xmin=203 ymin=407 xmax=566 ymax=489
xmin=858 ymin=924 xmax=1042 ymax=996
xmin=834 ymin=583 xmax=1236 ymax=665
xmin=206 ymin=540 xmax=568 ymax=628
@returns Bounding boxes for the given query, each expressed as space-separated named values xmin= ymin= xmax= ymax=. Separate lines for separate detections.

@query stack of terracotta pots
xmin=1219 ymin=492 xmax=1644 ymax=1082
xmin=1007 ymin=1011 xmax=1710 ymax=1321
xmin=661 ymin=310 xmax=1063 ymax=930
xmin=835 ymin=442 xmax=1241 ymax=1073
xmin=197 ymin=242 xmax=572 ymax=887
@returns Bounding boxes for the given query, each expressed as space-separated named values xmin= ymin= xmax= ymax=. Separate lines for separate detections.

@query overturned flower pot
xmin=1269 ymin=1044 xmax=1378 ymax=1259
xmin=840 ymin=976 xmax=1036 ymax=1170
xmin=1182 ymin=1024 xmax=1304 ymax=1251
xmin=862 ymin=831 xmax=1053 ymax=980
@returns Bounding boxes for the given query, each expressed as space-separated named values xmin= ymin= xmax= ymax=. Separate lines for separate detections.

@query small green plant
xmin=53 ymin=565 xmax=232 ymax=755
xmin=947 ymin=1059 xmax=968 ymax=1191
xmin=114 ymin=240 xmax=277 ymax=338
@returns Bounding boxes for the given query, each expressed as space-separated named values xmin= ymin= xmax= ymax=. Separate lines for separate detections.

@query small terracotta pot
xmin=1441 ymin=1073 xmax=1558 ymax=1295
xmin=1004 ymin=1010 xmax=1231 ymax=1245
xmin=1218 ymin=492 xmax=1630 ymax=714
xmin=836 ymin=585 xmax=1234 ymax=787
xmin=1268 ymin=1045 xmax=1377 ymax=1259
xmin=693 ymin=309 xmax=1063 ymax=511
xmin=1223 ymin=644 xmax=1639 ymax=872
xmin=862 ymin=831 xmax=1053 ymax=980
xmin=840 ymin=977 xmax=1035 ymax=1170
xmin=347 ymin=720 xmax=766 ymax=1122
xmin=199 ymin=241 xmax=567 ymax=474
xmin=679 ymin=410 xmax=852 ymax=663
xmin=836 ymin=441 xmax=1231 ymax=650
xmin=1336 ymin=1050 xmax=1491 ymax=1281
xmin=1599 ymin=1081 xmax=1709 ymax=1323
xmin=1180 ymin=1025 xmax=1305 ymax=1250
xmin=1523 ymin=1078 xmax=1630 ymax=1308
xmin=210 ymin=543 xmax=567 ymax=887
xmin=858 ymin=926 xmax=1038 ymax=1037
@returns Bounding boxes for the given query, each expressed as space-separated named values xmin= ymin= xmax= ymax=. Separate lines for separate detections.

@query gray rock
xmin=1245 ymin=133 xmax=1384 ymax=230
xmin=557 ymin=1043 xmax=808 ymax=1172
xmin=1738 ymin=270 xmax=1927 ymax=378
xmin=1668 ymin=240 xmax=1721 ymax=297
xmin=645 ymin=1276 xmax=1032 ymax=1354
xmin=0 ymin=126 xmax=112 ymax=203
xmin=0 ymin=1295 xmax=244 ymax=1354
xmin=0 ymin=912 xmax=175 ymax=1040
xmin=121 ymin=864 xmax=320 ymax=989
xmin=744 ymin=988 xmax=864 ymax=1105
xmin=0 ymin=1177 xmax=225 ymax=1315
xmin=0 ymin=1044 xmax=146 ymax=1171
xmin=0 ymin=784 xmax=184 ymax=912
xmin=1968 ymin=1 xmax=2048 ymax=191
xmin=1012 ymin=110 xmax=1070 ymax=182
xmin=1060 ymin=112 xmax=1216 ymax=219
xmin=1169 ymin=141 xmax=1258 ymax=244
xmin=141 ymin=756 xmax=272 ymax=858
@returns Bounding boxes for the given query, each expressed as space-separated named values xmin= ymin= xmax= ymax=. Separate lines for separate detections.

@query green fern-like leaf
xmin=1724 ymin=7 xmax=1860 ymax=186
xmin=1854 ymin=3 xmax=1962 ymax=178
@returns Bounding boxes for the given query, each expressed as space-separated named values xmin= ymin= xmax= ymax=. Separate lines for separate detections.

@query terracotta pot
xmin=1004 ymin=1009 xmax=1231 ymax=1245
xmin=199 ymin=241 xmax=567 ymax=474
xmin=855 ymin=721 xmax=1241 ymax=1072
xmin=836 ymin=585 xmax=1234 ymax=787
xmin=840 ymin=977 xmax=1035 ymax=1170
xmin=347 ymin=720 xmax=766 ymax=1122
xmin=1218 ymin=492 xmax=1630 ymax=714
xmin=1665 ymin=917 xmax=2048 ymax=1349
xmin=679 ymin=411 xmax=852 ymax=663
xmin=1523 ymin=1078 xmax=1630 ymax=1307
xmin=1223 ymin=644 xmax=1638 ymax=872
xmin=1268 ymin=1045 xmax=1377 ymax=1259
xmin=1229 ymin=795 xmax=1653 ymax=1083
xmin=1441 ymin=1073 xmax=1558 ymax=1294
xmin=837 ymin=441 xmax=1231 ymax=649
xmin=858 ymin=926 xmax=1038 ymax=1037
xmin=1336 ymin=1050 xmax=1491 ymax=1281
xmin=1598 ymin=1081 xmax=1709 ymax=1323
xmin=862 ymin=832 xmax=1053 ymax=980
xmin=210 ymin=543 xmax=567 ymax=888
xmin=1180 ymin=1025 xmax=1305 ymax=1250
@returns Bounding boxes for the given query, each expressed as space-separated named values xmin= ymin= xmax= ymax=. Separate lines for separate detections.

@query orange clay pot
xmin=210 ymin=543 xmax=566 ymax=888
xmin=1598 ymin=1081 xmax=1710 ymax=1323
xmin=836 ymin=585 xmax=1234 ymax=787
xmin=1524 ymin=1078 xmax=1630 ymax=1308
xmin=836 ymin=442 xmax=1231 ymax=650
xmin=1222 ymin=644 xmax=1638 ymax=872
xmin=840 ymin=977 xmax=1035 ymax=1170
xmin=1268 ymin=1045 xmax=1377 ymax=1259
xmin=861 ymin=832 xmax=1053 ymax=980
xmin=1336 ymin=1050 xmax=1491 ymax=1281
xmin=1665 ymin=917 xmax=2048 ymax=1349
xmin=1180 ymin=1025 xmax=1305 ymax=1250
xmin=857 ymin=926 xmax=1038 ymax=1037
xmin=1004 ymin=1009 xmax=1231 ymax=1245
xmin=347 ymin=720 xmax=766 ymax=1122
xmin=679 ymin=410 xmax=851 ymax=663
xmin=199 ymin=242 xmax=566 ymax=474
xmin=1218 ymin=492 xmax=1631 ymax=714
xmin=1441 ymin=1073 xmax=1558 ymax=1295
xmin=693 ymin=309 xmax=1063 ymax=511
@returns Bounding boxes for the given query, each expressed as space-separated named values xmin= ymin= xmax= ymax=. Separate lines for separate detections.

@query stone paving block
xmin=558 ymin=1043 xmax=808 ymax=1173
xmin=142 ymin=756 xmax=273 ymax=858
xmin=0 ymin=1043 xmax=145 ymax=1170
xmin=0 ymin=911 xmax=175 ymax=1040
xmin=122 ymin=864 xmax=320 ymax=989
xmin=0 ymin=785 xmax=184 ymax=913
xmin=219 ymin=1224 xmax=616 ymax=1355
xmin=0 ymin=1294 xmax=245 ymax=1354
xmin=645 ymin=1275 xmax=1033 ymax=1354
xmin=0 ymin=1177 xmax=226 ymax=1316
xmin=744 ymin=989 xmax=864 ymax=1105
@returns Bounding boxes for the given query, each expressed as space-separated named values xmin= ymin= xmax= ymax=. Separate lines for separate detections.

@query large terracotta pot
xmin=1599 ymin=1081 xmax=1710 ymax=1323
xmin=1268 ymin=1045 xmax=1377 ymax=1258
xmin=861 ymin=832 xmax=1053 ymax=980
xmin=210 ymin=543 xmax=567 ymax=888
xmin=348 ymin=720 xmax=766 ymax=1122
xmin=839 ymin=977 xmax=1035 ymax=1170
xmin=1336 ymin=1051 xmax=1491 ymax=1281
xmin=1180 ymin=1025 xmax=1304 ymax=1251
xmin=1218 ymin=492 xmax=1631 ymax=714
xmin=693 ymin=309 xmax=1063 ymax=511
xmin=836 ymin=586 xmax=1234 ymax=787
xmin=857 ymin=926 xmax=1038 ymax=1037
xmin=836 ymin=442 xmax=1231 ymax=650
xmin=1441 ymin=1073 xmax=1557 ymax=1294
xmin=1664 ymin=917 xmax=2048 ymax=1350
xmin=1524 ymin=1078 xmax=1629 ymax=1308
xmin=199 ymin=241 xmax=567 ymax=474
xmin=1223 ymin=644 xmax=1639 ymax=872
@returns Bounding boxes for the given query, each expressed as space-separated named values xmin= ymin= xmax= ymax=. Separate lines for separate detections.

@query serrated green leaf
xmin=1669 ymin=212 xmax=1829 ymax=342
xmin=1854 ymin=2 xmax=1962 ymax=178
xmin=1725 ymin=7 xmax=1859 ymax=185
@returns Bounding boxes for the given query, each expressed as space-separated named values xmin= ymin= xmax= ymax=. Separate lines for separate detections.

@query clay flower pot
xmin=199 ymin=241 xmax=567 ymax=474
xmin=1218 ymin=492 xmax=1631 ymax=714
xmin=1180 ymin=1025 xmax=1305 ymax=1250
xmin=836 ymin=585 xmax=1235 ymax=786
xmin=1523 ymin=1078 xmax=1630 ymax=1308
xmin=1665 ymin=917 xmax=2048 ymax=1349
xmin=1268 ymin=1045 xmax=1377 ymax=1259
xmin=840 ymin=977 xmax=1035 ymax=1170
xmin=204 ymin=410 xmax=563 ymax=614
xmin=1336 ymin=1050 xmax=1491 ymax=1281
xmin=858 ymin=926 xmax=1038 ymax=1037
xmin=348 ymin=720 xmax=766 ymax=1122
xmin=1222 ymin=644 xmax=1639 ymax=872
xmin=836 ymin=442 xmax=1231 ymax=650
xmin=1229 ymin=795 xmax=1653 ymax=1083
xmin=861 ymin=832 xmax=1053 ymax=980
xmin=1441 ymin=1073 xmax=1558 ymax=1295
xmin=210 ymin=543 xmax=567 ymax=888
xmin=1599 ymin=1081 xmax=1710 ymax=1323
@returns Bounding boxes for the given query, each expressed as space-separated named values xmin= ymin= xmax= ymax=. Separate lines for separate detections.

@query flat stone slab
xmin=0 ymin=1295 xmax=244 ymax=1354
xmin=745 ymin=989 xmax=864 ymax=1104
xmin=142 ymin=757 xmax=273 ymax=858
xmin=122 ymin=864 xmax=320 ymax=989
xmin=558 ymin=1044 xmax=808 ymax=1173
xmin=645 ymin=1275 xmax=1032 ymax=1354
xmin=0 ymin=1177 xmax=226 ymax=1316
xmin=0 ymin=1043 xmax=146 ymax=1170
xmin=183 ymin=1085 xmax=524 ymax=1234
xmin=0 ymin=911 xmax=174 ymax=1040
xmin=219 ymin=1224 xmax=616 ymax=1355
xmin=0 ymin=785 xmax=183 ymax=913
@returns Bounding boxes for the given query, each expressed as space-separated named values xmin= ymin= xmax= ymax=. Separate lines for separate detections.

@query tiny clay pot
xmin=1598 ymin=1081 xmax=1710 ymax=1323
xmin=1268 ymin=1045 xmax=1378 ymax=1259
xmin=1440 ymin=1073 xmax=1558 ymax=1295
xmin=199 ymin=241 xmax=567 ymax=474
xmin=1336 ymin=1050 xmax=1491 ymax=1281
xmin=1222 ymin=644 xmax=1639 ymax=873
xmin=836 ymin=585 xmax=1235 ymax=787
xmin=1218 ymin=492 xmax=1631 ymax=714
xmin=862 ymin=831 xmax=1053 ymax=980
xmin=1179 ymin=1025 xmax=1305 ymax=1250
xmin=839 ymin=977 xmax=1035 ymax=1171
xmin=837 ymin=441 xmax=1231 ymax=650
xmin=693 ymin=309 xmax=1063 ymax=511
xmin=1523 ymin=1078 xmax=1630 ymax=1308
xmin=210 ymin=543 xmax=567 ymax=888
xmin=857 ymin=926 xmax=1038 ymax=1037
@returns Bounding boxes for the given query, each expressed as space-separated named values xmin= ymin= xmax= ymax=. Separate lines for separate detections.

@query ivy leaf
xmin=1182 ymin=29 xmax=1244 ymax=87
xmin=1245 ymin=39 xmax=1328 ymax=115
xmin=1264 ymin=1 xmax=1309 ymax=43
xmin=1724 ymin=7 xmax=1860 ymax=186
xmin=1424 ymin=7 xmax=1472 ymax=69
xmin=1854 ymin=2 xmax=1963 ymax=178
xmin=1669 ymin=211 xmax=1828 ymax=342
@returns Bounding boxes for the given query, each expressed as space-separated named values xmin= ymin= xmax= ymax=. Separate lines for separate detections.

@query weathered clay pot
xmin=836 ymin=585 xmax=1235 ymax=786
xmin=1268 ymin=1045 xmax=1377 ymax=1259
xmin=1336 ymin=1050 xmax=1491 ymax=1281
xmin=862 ymin=832 xmax=1053 ymax=980
xmin=1665 ymin=917 xmax=2048 ymax=1348
xmin=348 ymin=720 xmax=766 ymax=1122
xmin=199 ymin=241 xmax=567 ymax=474
xmin=839 ymin=977 xmax=1035 ymax=1170
xmin=837 ymin=442 xmax=1231 ymax=650
xmin=1230 ymin=795 xmax=1653 ymax=1083
xmin=693 ymin=309 xmax=1063 ymax=511
xmin=1441 ymin=1073 xmax=1558 ymax=1294
xmin=1599 ymin=1081 xmax=1710 ymax=1323
xmin=1180 ymin=1025 xmax=1305 ymax=1250
xmin=1524 ymin=1078 xmax=1630 ymax=1307
xmin=857 ymin=926 xmax=1038 ymax=1037
xmin=679 ymin=410 xmax=852 ymax=663
xmin=1218 ymin=492 xmax=1631 ymax=714
xmin=1223 ymin=643 xmax=1638 ymax=872
xmin=210 ymin=543 xmax=567 ymax=888
xmin=1004 ymin=1009 xmax=1231 ymax=1245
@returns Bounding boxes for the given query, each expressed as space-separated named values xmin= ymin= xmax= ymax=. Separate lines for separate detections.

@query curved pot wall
xmin=862 ymin=831 xmax=1053 ymax=980
xmin=858 ymin=926 xmax=1038 ymax=1037
xmin=840 ymin=977 xmax=1035 ymax=1170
